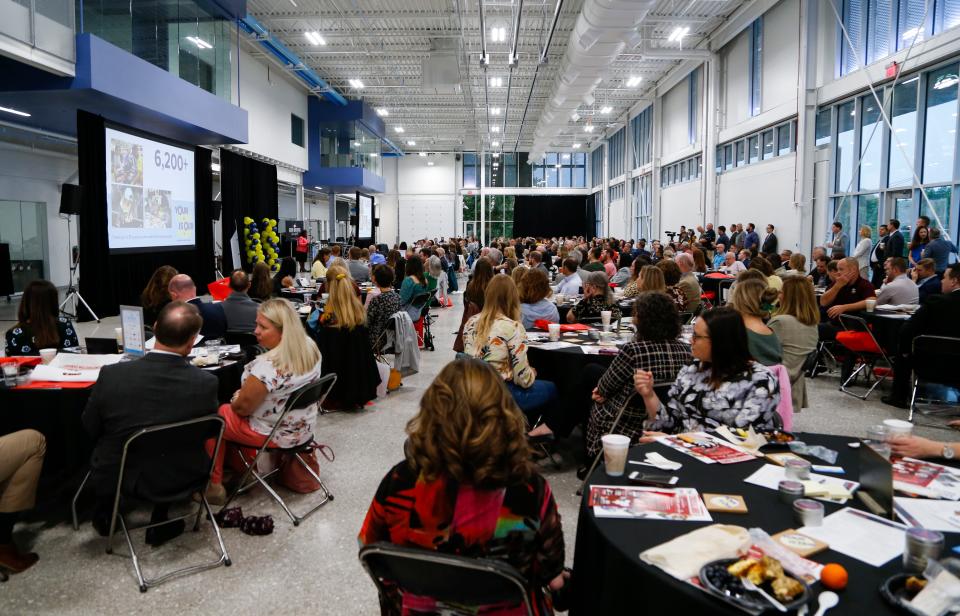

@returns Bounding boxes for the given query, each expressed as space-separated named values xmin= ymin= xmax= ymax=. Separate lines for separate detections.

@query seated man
xmin=818 ymin=257 xmax=876 ymax=342
xmin=721 ymin=251 xmax=746 ymax=276
xmin=914 ymin=258 xmax=942 ymax=303
xmin=808 ymin=255 xmax=830 ymax=287
xmin=168 ymin=274 xmax=227 ymax=339
xmin=553 ymin=258 xmax=582 ymax=296
xmin=581 ymin=247 xmax=605 ymax=273
xmin=527 ymin=250 xmax=549 ymax=276
xmin=368 ymin=244 xmax=386 ymax=266
xmin=82 ymin=302 xmax=220 ymax=545
xmin=675 ymin=253 xmax=702 ymax=313
xmin=0 ymin=429 xmax=45 ymax=573
xmin=883 ymin=263 xmax=960 ymax=408
xmin=220 ymin=270 xmax=259 ymax=333
xmin=347 ymin=246 xmax=371 ymax=282
xmin=876 ymin=257 xmax=918 ymax=306
xmin=712 ymin=244 xmax=726 ymax=270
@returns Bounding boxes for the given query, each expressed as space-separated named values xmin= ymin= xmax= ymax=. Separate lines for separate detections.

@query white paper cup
xmin=865 ymin=298 xmax=877 ymax=312
xmin=883 ymin=418 xmax=913 ymax=439
xmin=601 ymin=310 xmax=612 ymax=328
xmin=548 ymin=323 xmax=561 ymax=341
xmin=39 ymin=348 xmax=57 ymax=365
xmin=601 ymin=434 xmax=631 ymax=477
xmin=114 ymin=327 xmax=123 ymax=344
xmin=555 ymin=293 xmax=565 ymax=305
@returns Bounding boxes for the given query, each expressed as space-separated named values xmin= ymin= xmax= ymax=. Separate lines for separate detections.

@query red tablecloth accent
xmin=14 ymin=380 xmax=96 ymax=390
xmin=0 ymin=357 xmax=42 ymax=368
xmin=533 ymin=320 xmax=592 ymax=332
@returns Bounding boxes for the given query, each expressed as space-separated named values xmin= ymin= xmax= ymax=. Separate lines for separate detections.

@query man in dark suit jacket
xmin=82 ymin=301 xmax=219 ymax=545
xmin=883 ymin=263 xmax=960 ymax=408
xmin=886 ymin=219 xmax=906 ymax=260
xmin=220 ymin=270 xmax=260 ymax=333
xmin=914 ymin=258 xmax=942 ymax=304
xmin=168 ymin=274 xmax=227 ymax=339
xmin=761 ymin=224 xmax=778 ymax=255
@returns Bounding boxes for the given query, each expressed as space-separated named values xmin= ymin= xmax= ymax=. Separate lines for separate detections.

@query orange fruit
xmin=820 ymin=563 xmax=848 ymax=590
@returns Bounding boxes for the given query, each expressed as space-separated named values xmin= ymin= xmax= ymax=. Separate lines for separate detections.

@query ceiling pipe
xmin=631 ymin=42 xmax=712 ymax=60
xmin=509 ymin=0 xmax=524 ymax=66
xmin=540 ymin=0 xmax=564 ymax=65
xmin=478 ymin=0 xmax=489 ymax=65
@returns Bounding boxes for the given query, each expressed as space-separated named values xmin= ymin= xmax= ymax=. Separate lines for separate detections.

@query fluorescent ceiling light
xmin=626 ymin=76 xmax=642 ymax=87
xmin=600 ymin=106 xmax=612 ymax=114
xmin=370 ymin=153 xmax=378 ymax=157
xmin=348 ymin=79 xmax=364 ymax=88
xmin=353 ymin=141 xmax=361 ymax=147
xmin=210 ymin=163 xmax=221 ymax=172
xmin=490 ymin=107 xmax=502 ymax=115
xmin=407 ymin=140 xmax=416 ymax=146
xmin=555 ymin=163 xmax=562 ymax=168
xmin=492 ymin=152 xmax=500 ymax=158
xmin=571 ymin=112 xmax=580 ymax=122
xmin=490 ymin=77 xmax=503 ymax=87
xmin=0 ymin=105 xmax=31 ymax=117
xmin=395 ymin=126 xmax=405 ymax=133
xmin=491 ymin=141 xmax=500 ymax=147
xmin=186 ymin=36 xmax=213 ymax=50
xmin=314 ymin=186 xmax=323 ymax=190
xmin=427 ymin=161 xmax=435 ymax=166
xmin=934 ymin=74 xmax=959 ymax=90
xmin=376 ymin=108 xmax=389 ymax=117
xmin=305 ymin=31 xmax=326 ymax=46
xmin=491 ymin=126 xmax=500 ymax=132
xmin=419 ymin=152 xmax=427 ymax=157
xmin=572 ymin=143 xmax=582 ymax=148
xmin=668 ymin=26 xmax=690 ymax=43
xmin=584 ymin=125 xmax=595 ymax=133
xmin=490 ymin=26 xmax=506 ymax=42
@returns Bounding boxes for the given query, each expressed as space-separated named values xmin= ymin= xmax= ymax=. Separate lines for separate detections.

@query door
xmin=888 ymin=190 xmax=914 ymax=246
xmin=0 ymin=200 xmax=47 ymax=293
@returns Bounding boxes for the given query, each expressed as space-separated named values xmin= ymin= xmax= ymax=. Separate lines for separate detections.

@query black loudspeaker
xmin=373 ymin=218 xmax=380 ymax=227
xmin=455 ymin=153 xmax=461 ymax=161
xmin=59 ymin=184 xmax=83 ymax=215
xmin=211 ymin=200 xmax=222 ymax=221
xmin=350 ymin=215 xmax=359 ymax=226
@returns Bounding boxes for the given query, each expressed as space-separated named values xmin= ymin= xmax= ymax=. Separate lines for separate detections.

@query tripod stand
xmin=58 ymin=214 xmax=99 ymax=322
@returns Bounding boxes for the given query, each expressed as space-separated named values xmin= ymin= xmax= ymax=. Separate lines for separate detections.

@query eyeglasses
xmin=691 ymin=333 xmax=711 ymax=341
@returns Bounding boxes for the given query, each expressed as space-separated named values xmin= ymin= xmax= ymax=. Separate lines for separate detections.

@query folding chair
xmin=909 ymin=335 xmax=960 ymax=422
xmin=807 ymin=340 xmax=838 ymax=379
xmin=407 ymin=292 xmax=434 ymax=351
xmin=359 ymin=542 xmax=535 ymax=616
xmin=77 ymin=415 xmax=231 ymax=592
xmin=224 ymin=331 xmax=263 ymax=365
xmin=717 ymin=279 xmax=735 ymax=306
xmin=836 ymin=314 xmax=894 ymax=400
xmin=220 ymin=374 xmax=338 ymax=526
xmin=677 ymin=311 xmax=695 ymax=325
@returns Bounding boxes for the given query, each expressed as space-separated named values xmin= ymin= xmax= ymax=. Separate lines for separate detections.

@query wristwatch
xmin=943 ymin=444 xmax=955 ymax=460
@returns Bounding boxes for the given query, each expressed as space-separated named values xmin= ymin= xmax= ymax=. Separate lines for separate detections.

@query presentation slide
xmin=357 ymin=193 xmax=373 ymax=238
xmin=105 ymin=125 xmax=196 ymax=253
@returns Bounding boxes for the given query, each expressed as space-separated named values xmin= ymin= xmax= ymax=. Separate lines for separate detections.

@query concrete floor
xmin=0 ymin=290 xmax=957 ymax=615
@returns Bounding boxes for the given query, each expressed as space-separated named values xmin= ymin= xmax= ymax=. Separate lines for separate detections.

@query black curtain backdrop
xmin=219 ymin=149 xmax=278 ymax=272
xmin=77 ymin=110 xmax=214 ymax=321
xmin=512 ymin=195 xmax=594 ymax=239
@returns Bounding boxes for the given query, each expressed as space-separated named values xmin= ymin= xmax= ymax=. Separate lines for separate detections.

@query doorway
xmin=888 ymin=190 xmax=914 ymax=245
xmin=0 ymin=200 xmax=47 ymax=293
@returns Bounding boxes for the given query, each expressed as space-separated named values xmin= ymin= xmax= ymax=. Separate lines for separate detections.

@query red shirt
xmin=296 ymin=236 xmax=308 ymax=254
xmin=825 ymin=277 xmax=876 ymax=318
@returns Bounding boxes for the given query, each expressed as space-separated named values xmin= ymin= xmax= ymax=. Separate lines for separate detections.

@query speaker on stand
xmin=58 ymin=184 xmax=100 ymax=322
xmin=211 ymin=200 xmax=224 ymax=279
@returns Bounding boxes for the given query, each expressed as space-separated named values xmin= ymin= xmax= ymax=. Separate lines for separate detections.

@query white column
xmin=703 ymin=55 xmax=720 ymax=226
xmin=795 ymin=0 xmax=818 ymax=254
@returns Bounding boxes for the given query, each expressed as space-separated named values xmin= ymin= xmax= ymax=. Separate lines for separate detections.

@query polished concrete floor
xmin=0 ymin=289 xmax=957 ymax=614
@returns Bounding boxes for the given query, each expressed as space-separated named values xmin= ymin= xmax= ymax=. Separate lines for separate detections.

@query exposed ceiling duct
xmin=528 ymin=0 xmax=656 ymax=161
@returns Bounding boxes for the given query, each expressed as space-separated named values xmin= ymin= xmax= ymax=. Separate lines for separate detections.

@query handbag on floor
xmin=278 ymin=443 xmax=334 ymax=493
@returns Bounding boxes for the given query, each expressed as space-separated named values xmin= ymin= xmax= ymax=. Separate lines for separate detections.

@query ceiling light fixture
xmin=376 ymin=108 xmax=388 ymax=116
xmin=419 ymin=152 xmax=427 ymax=157
xmin=395 ymin=126 xmax=405 ymax=133
xmin=571 ymin=112 xmax=580 ymax=122
xmin=314 ymin=186 xmax=322 ymax=190
xmin=584 ymin=125 xmax=595 ymax=133
xmin=370 ymin=153 xmax=378 ymax=157
xmin=0 ymin=105 xmax=31 ymax=117
xmin=427 ymin=161 xmax=435 ymax=166
xmin=491 ymin=141 xmax=500 ymax=147
xmin=492 ymin=152 xmax=500 ymax=158
xmin=490 ymin=76 xmax=503 ymax=87
xmin=491 ymin=126 xmax=500 ymax=132
xmin=211 ymin=163 xmax=221 ymax=172
xmin=600 ymin=106 xmax=612 ymax=114
xmin=348 ymin=78 xmax=364 ymax=88
xmin=490 ymin=26 xmax=506 ymax=42
xmin=305 ymin=31 xmax=326 ymax=46
xmin=186 ymin=36 xmax=213 ymax=50
xmin=626 ymin=76 xmax=642 ymax=87
xmin=490 ymin=107 xmax=501 ymax=115
xmin=572 ymin=143 xmax=582 ymax=149
xmin=668 ymin=26 xmax=690 ymax=43
xmin=407 ymin=140 xmax=416 ymax=146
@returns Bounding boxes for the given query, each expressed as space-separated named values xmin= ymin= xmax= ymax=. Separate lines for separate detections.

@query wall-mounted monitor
xmin=356 ymin=192 xmax=374 ymax=240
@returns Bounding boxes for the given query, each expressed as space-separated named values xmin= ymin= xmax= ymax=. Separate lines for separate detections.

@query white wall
xmin=760 ymin=0 xmax=800 ymax=118
xmin=661 ymin=79 xmax=691 ymax=159
xmin=0 ymin=145 xmax=76 ymax=288
xmin=231 ymin=47 xmax=309 ymax=172
xmin=396 ymin=154 xmax=458 ymax=241
xmin=659 ymin=180 xmax=701 ymax=237
xmin=717 ymin=155 xmax=801 ymax=250
xmin=723 ymin=30 xmax=752 ymax=128
xmin=377 ymin=156 xmax=400 ymax=245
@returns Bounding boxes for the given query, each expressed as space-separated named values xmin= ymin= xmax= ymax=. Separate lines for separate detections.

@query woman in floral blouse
xmin=566 ymin=271 xmax=622 ymax=324
xmin=359 ymin=359 xmax=567 ymax=616
xmin=5 ymin=280 xmax=78 ymax=356
xmin=463 ymin=275 xmax=558 ymax=424
xmin=634 ymin=306 xmax=780 ymax=436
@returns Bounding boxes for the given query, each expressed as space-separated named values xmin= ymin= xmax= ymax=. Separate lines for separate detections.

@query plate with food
xmin=879 ymin=574 xmax=930 ymax=615
xmin=700 ymin=556 xmax=810 ymax=614
xmin=756 ymin=430 xmax=797 ymax=449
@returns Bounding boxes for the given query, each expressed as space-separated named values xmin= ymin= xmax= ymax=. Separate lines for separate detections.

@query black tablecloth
xmin=571 ymin=432 xmax=959 ymax=615
xmin=862 ymin=311 xmax=909 ymax=356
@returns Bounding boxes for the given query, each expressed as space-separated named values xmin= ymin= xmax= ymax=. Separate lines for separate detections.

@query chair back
xmin=115 ymin=415 xmax=225 ymax=504
xmin=912 ymin=335 xmax=960 ymax=388
xmin=359 ymin=542 xmax=534 ymax=616
xmin=718 ymin=279 xmax=735 ymax=305
xmin=224 ymin=331 xmax=259 ymax=347
xmin=256 ymin=373 xmax=339 ymax=447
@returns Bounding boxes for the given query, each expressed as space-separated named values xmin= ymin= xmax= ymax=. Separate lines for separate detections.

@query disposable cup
xmin=601 ymin=434 xmax=631 ymax=477
xmin=114 ymin=327 xmax=123 ymax=345
xmin=865 ymin=298 xmax=877 ymax=312
xmin=548 ymin=323 xmax=561 ymax=342
xmin=883 ymin=419 xmax=913 ymax=439
xmin=39 ymin=348 xmax=57 ymax=365
xmin=601 ymin=310 xmax=612 ymax=328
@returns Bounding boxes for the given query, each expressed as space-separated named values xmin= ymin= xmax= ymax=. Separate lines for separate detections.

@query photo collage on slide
xmin=109 ymin=138 xmax=173 ymax=231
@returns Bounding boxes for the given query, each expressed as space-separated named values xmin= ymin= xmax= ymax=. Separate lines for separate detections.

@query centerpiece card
xmin=770 ymin=529 xmax=830 ymax=558
xmin=589 ymin=485 xmax=712 ymax=522
xmin=702 ymin=493 xmax=748 ymax=514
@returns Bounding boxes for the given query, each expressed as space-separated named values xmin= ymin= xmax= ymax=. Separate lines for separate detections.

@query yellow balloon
xmin=243 ymin=216 xmax=253 ymax=224
xmin=252 ymin=233 xmax=260 ymax=239
xmin=268 ymin=258 xmax=276 ymax=266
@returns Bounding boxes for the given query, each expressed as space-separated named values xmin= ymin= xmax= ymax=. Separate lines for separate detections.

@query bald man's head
xmin=168 ymin=274 xmax=197 ymax=301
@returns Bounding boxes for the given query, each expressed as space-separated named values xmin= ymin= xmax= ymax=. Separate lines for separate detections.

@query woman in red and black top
xmin=295 ymin=230 xmax=309 ymax=272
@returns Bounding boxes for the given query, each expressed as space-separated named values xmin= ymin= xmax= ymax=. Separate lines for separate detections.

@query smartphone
xmin=628 ymin=471 xmax=679 ymax=487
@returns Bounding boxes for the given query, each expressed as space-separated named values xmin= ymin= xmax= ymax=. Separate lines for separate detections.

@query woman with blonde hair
xmin=359 ymin=359 xmax=567 ymax=614
xmin=852 ymin=225 xmax=873 ymax=279
xmin=463 ymin=276 xmax=558 ymax=424
xmin=769 ymin=277 xmax=819 ymax=413
xmin=511 ymin=262 xmax=528 ymax=287
xmin=780 ymin=253 xmax=807 ymax=278
xmin=204 ymin=298 xmax=323 ymax=502
xmin=728 ymin=277 xmax=782 ymax=366
xmin=310 ymin=263 xmax=380 ymax=409
xmin=140 ymin=265 xmax=178 ymax=324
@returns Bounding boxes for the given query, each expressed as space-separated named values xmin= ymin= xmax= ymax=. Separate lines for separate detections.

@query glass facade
xmin=661 ymin=154 xmax=702 ymax=187
xmin=631 ymin=106 xmax=653 ymax=168
xmin=318 ymin=121 xmax=382 ymax=175
xmin=608 ymin=128 xmax=625 ymax=179
xmin=591 ymin=146 xmax=604 ymax=187
xmin=749 ymin=19 xmax=763 ymax=117
xmin=632 ymin=174 xmax=653 ymax=241
xmin=78 ymin=1 xmax=234 ymax=99
xmin=0 ymin=200 xmax=47 ymax=293
xmin=715 ymin=119 xmax=796 ymax=175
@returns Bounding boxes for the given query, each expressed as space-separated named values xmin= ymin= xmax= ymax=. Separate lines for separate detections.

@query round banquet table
xmin=861 ymin=310 xmax=911 ymax=356
xmin=570 ymin=432 xmax=960 ymax=615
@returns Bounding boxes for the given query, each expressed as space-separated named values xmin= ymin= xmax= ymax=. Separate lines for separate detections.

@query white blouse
xmin=244 ymin=354 xmax=324 ymax=448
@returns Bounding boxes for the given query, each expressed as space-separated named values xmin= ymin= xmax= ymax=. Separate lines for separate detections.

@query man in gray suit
xmin=220 ymin=270 xmax=259 ymax=333
xmin=82 ymin=302 xmax=220 ymax=544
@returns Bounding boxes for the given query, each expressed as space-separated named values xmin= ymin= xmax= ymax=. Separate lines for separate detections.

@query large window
xmin=715 ymin=119 xmax=795 ymax=175
xmin=859 ymin=94 xmax=883 ymax=190
xmin=591 ymin=146 xmax=604 ymax=187
xmin=836 ymin=101 xmax=856 ymax=192
xmin=608 ymin=128 xmax=625 ymax=179
xmin=463 ymin=152 xmax=479 ymax=188
xmin=631 ymin=106 xmax=653 ymax=168
xmin=484 ymin=195 xmax=515 ymax=241
xmin=530 ymin=152 xmax=586 ymax=187
xmin=688 ymin=69 xmax=700 ymax=143
xmin=749 ymin=19 xmax=763 ymax=116
xmin=888 ymin=78 xmax=919 ymax=187
xmin=922 ymin=64 xmax=959 ymax=184
xmin=632 ymin=174 xmax=653 ymax=241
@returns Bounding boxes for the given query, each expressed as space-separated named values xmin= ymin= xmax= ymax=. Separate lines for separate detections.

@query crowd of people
xmin=2 ymin=219 xmax=959 ymax=615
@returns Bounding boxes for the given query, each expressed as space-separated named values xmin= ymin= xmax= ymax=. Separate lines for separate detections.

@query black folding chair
xmin=407 ymin=291 xmax=435 ymax=351
xmin=359 ymin=542 xmax=535 ymax=616
xmin=717 ymin=279 xmax=735 ymax=305
xmin=220 ymin=374 xmax=338 ymax=526
xmin=224 ymin=331 xmax=263 ymax=365
xmin=909 ymin=335 xmax=960 ymax=422
xmin=73 ymin=415 xmax=230 ymax=592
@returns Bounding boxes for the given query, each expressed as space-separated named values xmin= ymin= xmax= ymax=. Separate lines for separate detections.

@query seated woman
xmin=532 ymin=292 xmax=693 ymax=451
xmin=273 ymin=256 xmax=298 ymax=296
xmin=0 ymin=429 xmax=45 ymax=574
xmin=359 ymin=358 xmax=566 ymax=615
xmin=610 ymin=252 xmax=634 ymax=286
xmin=519 ymin=268 xmax=560 ymax=329
xmin=749 ymin=255 xmax=782 ymax=292
xmin=566 ymin=271 xmax=622 ymax=324
xmin=366 ymin=264 xmax=402 ymax=352
xmin=311 ymin=248 xmax=330 ymax=280
xmin=634 ymin=307 xmax=780 ymax=436
xmin=310 ymin=264 xmax=381 ymax=409
xmin=5 ymin=280 xmax=79 ymax=356
xmin=249 ymin=262 xmax=273 ymax=302
xmin=463 ymin=276 xmax=558 ymax=423
xmin=655 ymin=260 xmax=689 ymax=311
xmin=387 ymin=249 xmax=406 ymax=291
xmin=634 ymin=265 xmax=686 ymax=310
xmin=454 ymin=257 xmax=494 ymax=353
xmin=768 ymin=277 xmax=819 ymax=414
xmin=620 ymin=258 xmax=644 ymax=298
xmin=140 ymin=265 xmax=178 ymax=325
xmin=728 ymin=278 xmax=783 ymax=366
xmin=206 ymin=299 xmax=323 ymax=498
xmin=400 ymin=256 xmax=429 ymax=324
